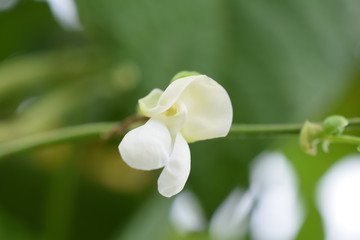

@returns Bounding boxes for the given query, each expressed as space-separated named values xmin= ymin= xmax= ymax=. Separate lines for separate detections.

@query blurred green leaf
xmin=42 ymin=156 xmax=78 ymax=240
xmin=113 ymin=195 xmax=172 ymax=240
xmin=0 ymin=209 xmax=37 ymax=240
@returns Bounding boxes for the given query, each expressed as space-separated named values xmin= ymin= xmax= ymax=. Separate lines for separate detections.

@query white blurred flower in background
xmin=1 ymin=0 xmax=84 ymax=30
xmin=169 ymin=151 xmax=304 ymax=240
xmin=317 ymin=154 xmax=360 ymax=240
xmin=45 ymin=0 xmax=82 ymax=30
xmin=170 ymin=188 xmax=254 ymax=239
xmin=209 ymin=188 xmax=253 ymax=240
xmin=0 ymin=0 xmax=17 ymax=11
xmin=249 ymin=152 xmax=305 ymax=240
xmin=169 ymin=190 xmax=206 ymax=235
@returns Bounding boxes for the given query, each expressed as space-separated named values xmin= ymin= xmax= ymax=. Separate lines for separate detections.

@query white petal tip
xmin=157 ymin=134 xmax=191 ymax=198
xmin=159 ymin=186 xmax=183 ymax=198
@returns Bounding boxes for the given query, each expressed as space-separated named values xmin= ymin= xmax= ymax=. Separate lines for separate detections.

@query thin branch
xmin=1 ymin=117 xmax=360 ymax=159
xmin=0 ymin=122 xmax=117 ymax=159
xmin=324 ymin=134 xmax=360 ymax=145
xmin=228 ymin=123 xmax=302 ymax=137
xmin=101 ymin=115 xmax=149 ymax=140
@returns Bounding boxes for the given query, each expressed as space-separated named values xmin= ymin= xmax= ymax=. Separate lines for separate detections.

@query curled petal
xmin=158 ymin=133 xmax=191 ymax=197
xmin=158 ymin=101 xmax=188 ymax=137
xmin=139 ymin=88 xmax=187 ymax=135
xmin=178 ymin=75 xmax=232 ymax=142
xmin=144 ymin=75 xmax=232 ymax=142
xmin=119 ymin=119 xmax=171 ymax=170
xmin=143 ymin=75 xmax=200 ymax=115
xmin=138 ymin=88 xmax=163 ymax=117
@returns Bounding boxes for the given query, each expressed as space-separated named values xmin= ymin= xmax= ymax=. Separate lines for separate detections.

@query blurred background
xmin=1 ymin=0 xmax=360 ymax=239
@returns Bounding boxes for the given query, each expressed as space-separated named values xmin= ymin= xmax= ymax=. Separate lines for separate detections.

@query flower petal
xmin=139 ymin=88 xmax=188 ymax=136
xmin=138 ymin=88 xmax=163 ymax=117
xmin=144 ymin=75 xmax=232 ymax=142
xmin=144 ymin=75 xmax=200 ymax=115
xmin=157 ymin=100 xmax=188 ymax=137
xmin=119 ymin=119 xmax=171 ymax=170
xmin=158 ymin=133 xmax=190 ymax=197
xmin=178 ymin=75 xmax=233 ymax=142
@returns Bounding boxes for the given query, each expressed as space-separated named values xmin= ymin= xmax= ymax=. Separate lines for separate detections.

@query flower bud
xmin=171 ymin=71 xmax=200 ymax=82
xmin=323 ymin=115 xmax=348 ymax=136
xmin=300 ymin=121 xmax=323 ymax=155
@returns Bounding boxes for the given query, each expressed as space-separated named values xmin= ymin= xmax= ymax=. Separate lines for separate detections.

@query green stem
xmin=0 ymin=123 xmax=117 ymax=159
xmin=1 ymin=118 xmax=360 ymax=159
xmin=229 ymin=123 xmax=303 ymax=136
xmin=229 ymin=118 xmax=360 ymax=136
xmin=324 ymin=134 xmax=360 ymax=146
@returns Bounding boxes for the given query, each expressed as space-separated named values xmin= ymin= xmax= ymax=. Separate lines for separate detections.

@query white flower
xmin=169 ymin=188 xmax=254 ymax=239
xmin=170 ymin=190 xmax=206 ymax=234
xmin=317 ymin=154 xmax=360 ymax=240
xmin=209 ymin=188 xmax=254 ymax=240
xmin=119 ymin=74 xmax=233 ymax=197
xmin=249 ymin=152 xmax=305 ymax=240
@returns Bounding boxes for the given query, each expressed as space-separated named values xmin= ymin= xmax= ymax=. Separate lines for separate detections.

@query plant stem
xmin=324 ymin=135 xmax=360 ymax=145
xmin=0 ymin=123 xmax=117 ymax=159
xmin=229 ymin=123 xmax=302 ymax=136
xmin=1 ymin=118 xmax=360 ymax=159
xmin=229 ymin=118 xmax=360 ymax=137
